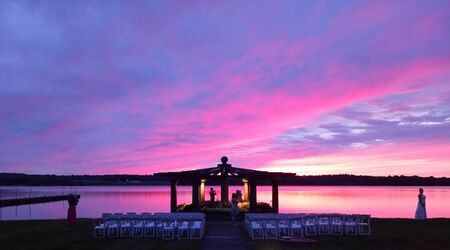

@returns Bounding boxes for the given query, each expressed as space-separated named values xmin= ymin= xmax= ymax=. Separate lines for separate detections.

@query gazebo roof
xmin=154 ymin=156 xmax=296 ymax=181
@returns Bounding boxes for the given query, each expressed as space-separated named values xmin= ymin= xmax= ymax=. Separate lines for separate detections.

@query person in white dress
xmin=415 ymin=188 xmax=427 ymax=220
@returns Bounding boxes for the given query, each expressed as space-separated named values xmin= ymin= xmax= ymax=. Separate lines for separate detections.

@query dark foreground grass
xmin=0 ymin=219 xmax=201 ymax=250
xmin=251 ymin=218 xmax=450 ymax=250
xmin=1 ymin=218 xmax=449 ymax=250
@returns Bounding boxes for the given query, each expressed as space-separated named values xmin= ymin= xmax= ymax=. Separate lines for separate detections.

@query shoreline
xmin=2 ymin=173 xmax=450 ymax=186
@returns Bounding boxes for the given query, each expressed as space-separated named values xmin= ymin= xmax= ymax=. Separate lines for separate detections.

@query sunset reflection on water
xmin=0 ymin=186 xmax=449 ymax=220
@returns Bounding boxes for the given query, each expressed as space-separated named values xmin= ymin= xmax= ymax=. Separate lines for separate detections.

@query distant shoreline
xmin=1 ymin=173 xmax=449 ymax=186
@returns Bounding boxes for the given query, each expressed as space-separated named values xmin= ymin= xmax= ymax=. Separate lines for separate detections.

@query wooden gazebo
xmin=154 ymin=156 xmax=296 ymax=213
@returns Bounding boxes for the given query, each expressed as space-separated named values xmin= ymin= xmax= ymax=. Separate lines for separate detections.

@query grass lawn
xmin=0 ymin=219 xmax=201 ymax=250
xmin=251 ymin=218 xmax=450 ymax=250
xmin=0 ymin=218 xmax=449 ymax=250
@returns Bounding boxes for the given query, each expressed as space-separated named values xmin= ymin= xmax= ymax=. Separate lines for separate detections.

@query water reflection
xmin=0 ymin=186 xmax=449 ymax=220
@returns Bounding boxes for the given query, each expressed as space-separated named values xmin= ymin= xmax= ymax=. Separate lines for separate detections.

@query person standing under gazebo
xmin=209 ymin=187 xmax=216 ymax=202
xmin=236 ymin=190 xmax=243 ymax=201
xmin=231 ymin=193 xmax=239 ymax=227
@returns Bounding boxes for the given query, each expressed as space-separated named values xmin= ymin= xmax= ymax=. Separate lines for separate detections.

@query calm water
xmin=1 ymin=186 xmax=449 ymax=220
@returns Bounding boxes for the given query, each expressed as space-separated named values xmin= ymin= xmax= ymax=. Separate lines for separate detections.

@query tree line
xmin=0 ymin=173 xmax=449 ymax=186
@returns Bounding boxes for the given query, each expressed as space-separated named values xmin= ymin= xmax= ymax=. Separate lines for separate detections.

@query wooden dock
xmin=0 ymin=194 xmax=80 ymax=208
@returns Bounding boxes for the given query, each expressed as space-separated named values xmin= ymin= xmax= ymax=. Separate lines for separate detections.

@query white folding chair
xmin=278 ymin=218 xmax=292 ymax=239
xmin=162 ymin=220 xmax=175 ymax=240
xmin=143 ymin=220 xmax=156 ymax=237
xmin=249 ymin=220 xmax=264 ymax=240
xmin=318 ymin=214 xmax=331 ymax=235
xmin=132 ymin=221 xmax=144 ymax=237
xmin=126 ymin=212 xmax=137 ymax=222
xmin=303 ymin=215 xmax=318 ymax=236
xmin=107 ymin=221 xmax=120 ymax=238
xmin=120 ymin=221 xmax=132 ymax=237
xmin=113 ymin=213 xmax=124 ymax=220
xmin=344 ymin=215 xmax=358 ymax=235
xmin=330 ymin=214 xmax=344 ymax=235
xmin=357 ymin=214 xmax=371 ymax=236
xmin=155 ymin=220 xmax=164 ymax=238
xmin=141 ymin=212 xmax=152 ymax=220
xmin=102 ymin=213 xmax=113 ymax=223
xmin=264 ymin=219 xmax=278 ymax=240
xmin=290 ymin=218 xmax=303 ymax=238
xmin=93 ymin=220 xmax=106 ymax=238
xmin=190 ymin=220 xmax=203 ymax=239
xmin=177 ymin=220 xmax=190 ymax=240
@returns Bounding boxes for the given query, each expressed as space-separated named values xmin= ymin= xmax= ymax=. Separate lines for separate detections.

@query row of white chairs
xmin=245 ymin=213 xmax=371 ymax=240
xmin=93 ymin=212 xmax=205 ymax=240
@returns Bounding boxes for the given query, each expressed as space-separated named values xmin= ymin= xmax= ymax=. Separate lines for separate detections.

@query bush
xmin=203 ymin=201 xmax=220 ymax=208
xmin=257 ymin=202 xmax=272 ymax=212
xmin=202 ymin=200 xmax=232 ymax=208
xmin=177 ymin=203 xmax=193 ymax=212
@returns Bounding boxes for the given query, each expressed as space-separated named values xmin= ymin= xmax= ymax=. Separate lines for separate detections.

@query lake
xmin=1 ymin=186 xmax=449 ymax=220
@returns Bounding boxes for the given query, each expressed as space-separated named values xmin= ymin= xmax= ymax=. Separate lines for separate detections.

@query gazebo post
xmin=249 ymin=180 xmax=257 ymax=212
xmin=170 ymin=179 xmax=178 ymax=213
xmin=243 ymin=179 xmax=249 ymax=201
xmin=221 ymin=177 xmax=229 ymax=203
xmin=272 ymin=180 xmax=279 ymax=213
xmin=192 ymin=179 xmax=200 ymax=211
xmin=200 ymin=179 xmax=205 ymax=203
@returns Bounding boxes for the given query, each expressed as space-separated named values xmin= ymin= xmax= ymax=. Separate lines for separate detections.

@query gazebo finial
xmin=219 ymin=156 xmax=231 ymax=175
xmin=221 ymin=156 xmax=228 ymax=164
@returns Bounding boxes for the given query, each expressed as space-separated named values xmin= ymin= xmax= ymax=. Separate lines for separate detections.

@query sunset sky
xmin=1 ymin=0 xmax=449 ymax=176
